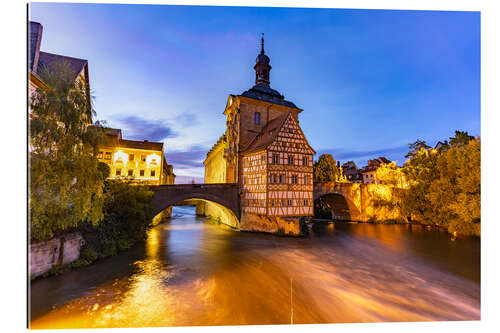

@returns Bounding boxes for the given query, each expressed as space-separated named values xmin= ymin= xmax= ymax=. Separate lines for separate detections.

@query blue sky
xmin=30 ymin=3 xmax=480 ymax=182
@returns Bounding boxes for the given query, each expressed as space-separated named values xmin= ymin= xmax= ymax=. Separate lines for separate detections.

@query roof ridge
xmin=241 ymin=111 xmax=291 ymax=153
xmin=39 ymin=51 xmax=88 ymax=63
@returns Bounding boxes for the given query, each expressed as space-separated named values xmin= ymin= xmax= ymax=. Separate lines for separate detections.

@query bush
xmin=76 ymin=179 xmax=155 ymax=261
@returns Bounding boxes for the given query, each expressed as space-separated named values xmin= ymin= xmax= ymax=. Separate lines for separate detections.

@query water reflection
xmin=30 ymin=207 xmax=480 ymax=328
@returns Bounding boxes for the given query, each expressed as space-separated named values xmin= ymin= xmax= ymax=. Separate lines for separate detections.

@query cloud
xmin=166 ymin=144 xmax=208 ymax=170
xmin=176 ymin=112 xmax=199 ymax=128
xmin=317 ymin=145 xmax=409 ymax=165
xmin=112 ymin=115 xmax=178 ymax=142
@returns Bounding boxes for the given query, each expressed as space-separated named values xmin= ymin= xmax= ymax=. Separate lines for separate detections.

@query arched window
xmin=254 ymin=112 xmax=261 ymax=125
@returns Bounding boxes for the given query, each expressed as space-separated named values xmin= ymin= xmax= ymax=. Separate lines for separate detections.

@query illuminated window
xmin=97 ymin=151 xmax=103 ymax=159
xmin=272 ymin=154 xmax=279 ymax=164
xmin=288 ymin=156 xmax=294 ymax=165
xmin=140 ymin=169 xmax=145 ymax=177
xmin=105 ymin=152 xmax=111 ymax=160
xmin=128 ymin=169 xmax=133 ymax=176
xmin=254 ymin=112 xmax=261 ymax=125
xmin=115 ymin=168 xmax=121 ymax=176
xmin=141 ymin=155 xmax=146 ymax=162
xmin=129 ymin=154 xmax=134 ymax=161
xmin=151 ymin=170 xmax=156 ymax=177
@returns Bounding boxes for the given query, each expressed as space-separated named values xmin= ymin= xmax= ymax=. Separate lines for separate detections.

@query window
xmin=282 ymin=200 xmax=287 ymax=206
xmin=262 ymin=175 xmax=266 ymax=184
xmin=292 ymin=175 xmax=298 ymax=184
xmin=105 ymin=152 xmax=111 ymax=160
xmin=151 ymin=170 xmax=156 ymax=177
xmin=272 ymin=154 xmax=279 ymax=164
xmin=261 ymin=155 xmax=266 ymax=163
xmin=128 ymin=169 xmax=133 ymax=176
xmin=270 ymin=200 xmax=275 ymax=207
xmin=115 ymin=168 xmax=121 ymax=176
xmin=304 ymin=200 xmax=309 ymax=206
xmin=303 ymin=157 xmax=308 ymax=166
xmin=129 ymin=154 xmax=134 ymax=161
xmin=254 ymin=112 xmax=261 ymax=125
xmin=288 ymin=156 xmax=294 ymax=165
xmin=97 ymin=151 xmax=103 ymax=159
xmin=287 ymin=200 xmax=292 ymax=206
xmin=296 ymin=143 xmax=300 ymax=148
xmin=304 ymin=175 xmax=310 ymax=184
xmin=270 ymin=174 xmax=277 ymax=184
xmin=151 ymin=158 xmax=157 ymax=166
xmin=282 ymin=142 xmax=287 ymax=147
xmin=140 ymin=169 xmax=145 ymax=177
xmin=141 ymin=155 xmax=146 ymax=162
xmin=279 ymin=174 xmax=284 ymax=184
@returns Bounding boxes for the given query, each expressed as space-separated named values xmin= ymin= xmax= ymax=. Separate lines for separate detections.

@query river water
xmin=29 ymin=206 xmax=480 ymax=328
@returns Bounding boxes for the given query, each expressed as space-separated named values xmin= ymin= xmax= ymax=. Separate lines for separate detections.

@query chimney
xmin=29 ymin=22 xmax=43 ymax=73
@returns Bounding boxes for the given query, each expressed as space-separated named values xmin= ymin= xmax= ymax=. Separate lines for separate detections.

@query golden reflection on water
xmin=30 ymin=210 xmax=480 ymax=329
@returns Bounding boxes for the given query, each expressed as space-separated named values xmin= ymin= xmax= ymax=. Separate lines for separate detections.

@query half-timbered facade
xmin=241 ymin=112 xmax=315 ymax=217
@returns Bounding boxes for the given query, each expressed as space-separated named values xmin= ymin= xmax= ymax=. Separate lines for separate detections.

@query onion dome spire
xmin=254 ymin=33 xmax=271 ymax=86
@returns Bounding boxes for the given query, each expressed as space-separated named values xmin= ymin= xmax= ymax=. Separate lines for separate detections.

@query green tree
xmin=29 ymin=62 xmax=105 ymax=241
xmin=399 ymin=135 xmax=480 ymax=236
xmin=405 ymin=139 xmax=431 ymax=158
xmin=449 ymin=130 xmax=474 ymax=147
xmin=78 ymin=180 xmax=156 ymax=259
xmin=375 ymin=161 xmax=406 ymax=188
xmin=313 ymin=154 xmax=345 ymax=182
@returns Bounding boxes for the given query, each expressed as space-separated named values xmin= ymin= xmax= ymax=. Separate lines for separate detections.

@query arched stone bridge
xmin=314 ymin=182 xmax=365 ymax=221
xmin=150 ymin=181 xmax=400 ymax=225
xmin=314 ymin=181 xmax=402 ymax=222
xmin=151 ymin=183 xmax=240 ymax=219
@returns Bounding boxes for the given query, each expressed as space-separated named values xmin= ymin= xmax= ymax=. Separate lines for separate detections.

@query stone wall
xmin=29 ymin=232 xmax=84 ymax=278
xmin=240 ymin=213 xmax=301 ymax=236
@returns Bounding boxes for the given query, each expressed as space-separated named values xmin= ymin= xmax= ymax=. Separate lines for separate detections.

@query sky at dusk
xmin=29 ymin=3 xmax=480 ymax=182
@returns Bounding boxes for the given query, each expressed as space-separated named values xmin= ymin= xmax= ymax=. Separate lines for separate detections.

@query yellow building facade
xmin=97 ymin=128 xmax=175 ymax=186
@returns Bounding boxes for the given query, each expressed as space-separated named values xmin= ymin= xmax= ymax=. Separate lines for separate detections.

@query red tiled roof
xmin=242 ymin=111 xmax=291 ymax=153
xmin=37 ymin=51 xmax=88 ymax=81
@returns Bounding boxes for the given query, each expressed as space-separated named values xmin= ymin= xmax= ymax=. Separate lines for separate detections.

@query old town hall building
xmin=204 ymin=37 xmax=315 ymax=233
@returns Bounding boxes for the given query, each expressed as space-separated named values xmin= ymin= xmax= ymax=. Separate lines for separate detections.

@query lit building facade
xmin=97 ymin=128 xmax=175 ymax=186
xmin=361 ymin=157 xmax=391 ymax=184
xmin=204 ymin=36 xmax=315 ymax=230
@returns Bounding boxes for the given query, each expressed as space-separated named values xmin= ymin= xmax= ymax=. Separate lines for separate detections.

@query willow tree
xmin=29 ymin=62 xmax=105 ymax=241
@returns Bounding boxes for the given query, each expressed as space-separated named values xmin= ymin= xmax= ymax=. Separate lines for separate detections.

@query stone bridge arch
xmin=313 ymin=182 xmax=363 ymax=221
xmin=151 ymin=183 xmax=241 ymax=221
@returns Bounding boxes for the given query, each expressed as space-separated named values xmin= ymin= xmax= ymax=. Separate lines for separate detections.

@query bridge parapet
xmin=150 ymin=183 xmax=240 ymax=219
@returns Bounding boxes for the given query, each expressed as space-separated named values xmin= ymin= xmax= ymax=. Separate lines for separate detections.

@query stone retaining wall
xmin=29 ymin=232 xmax=84 ymax=278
